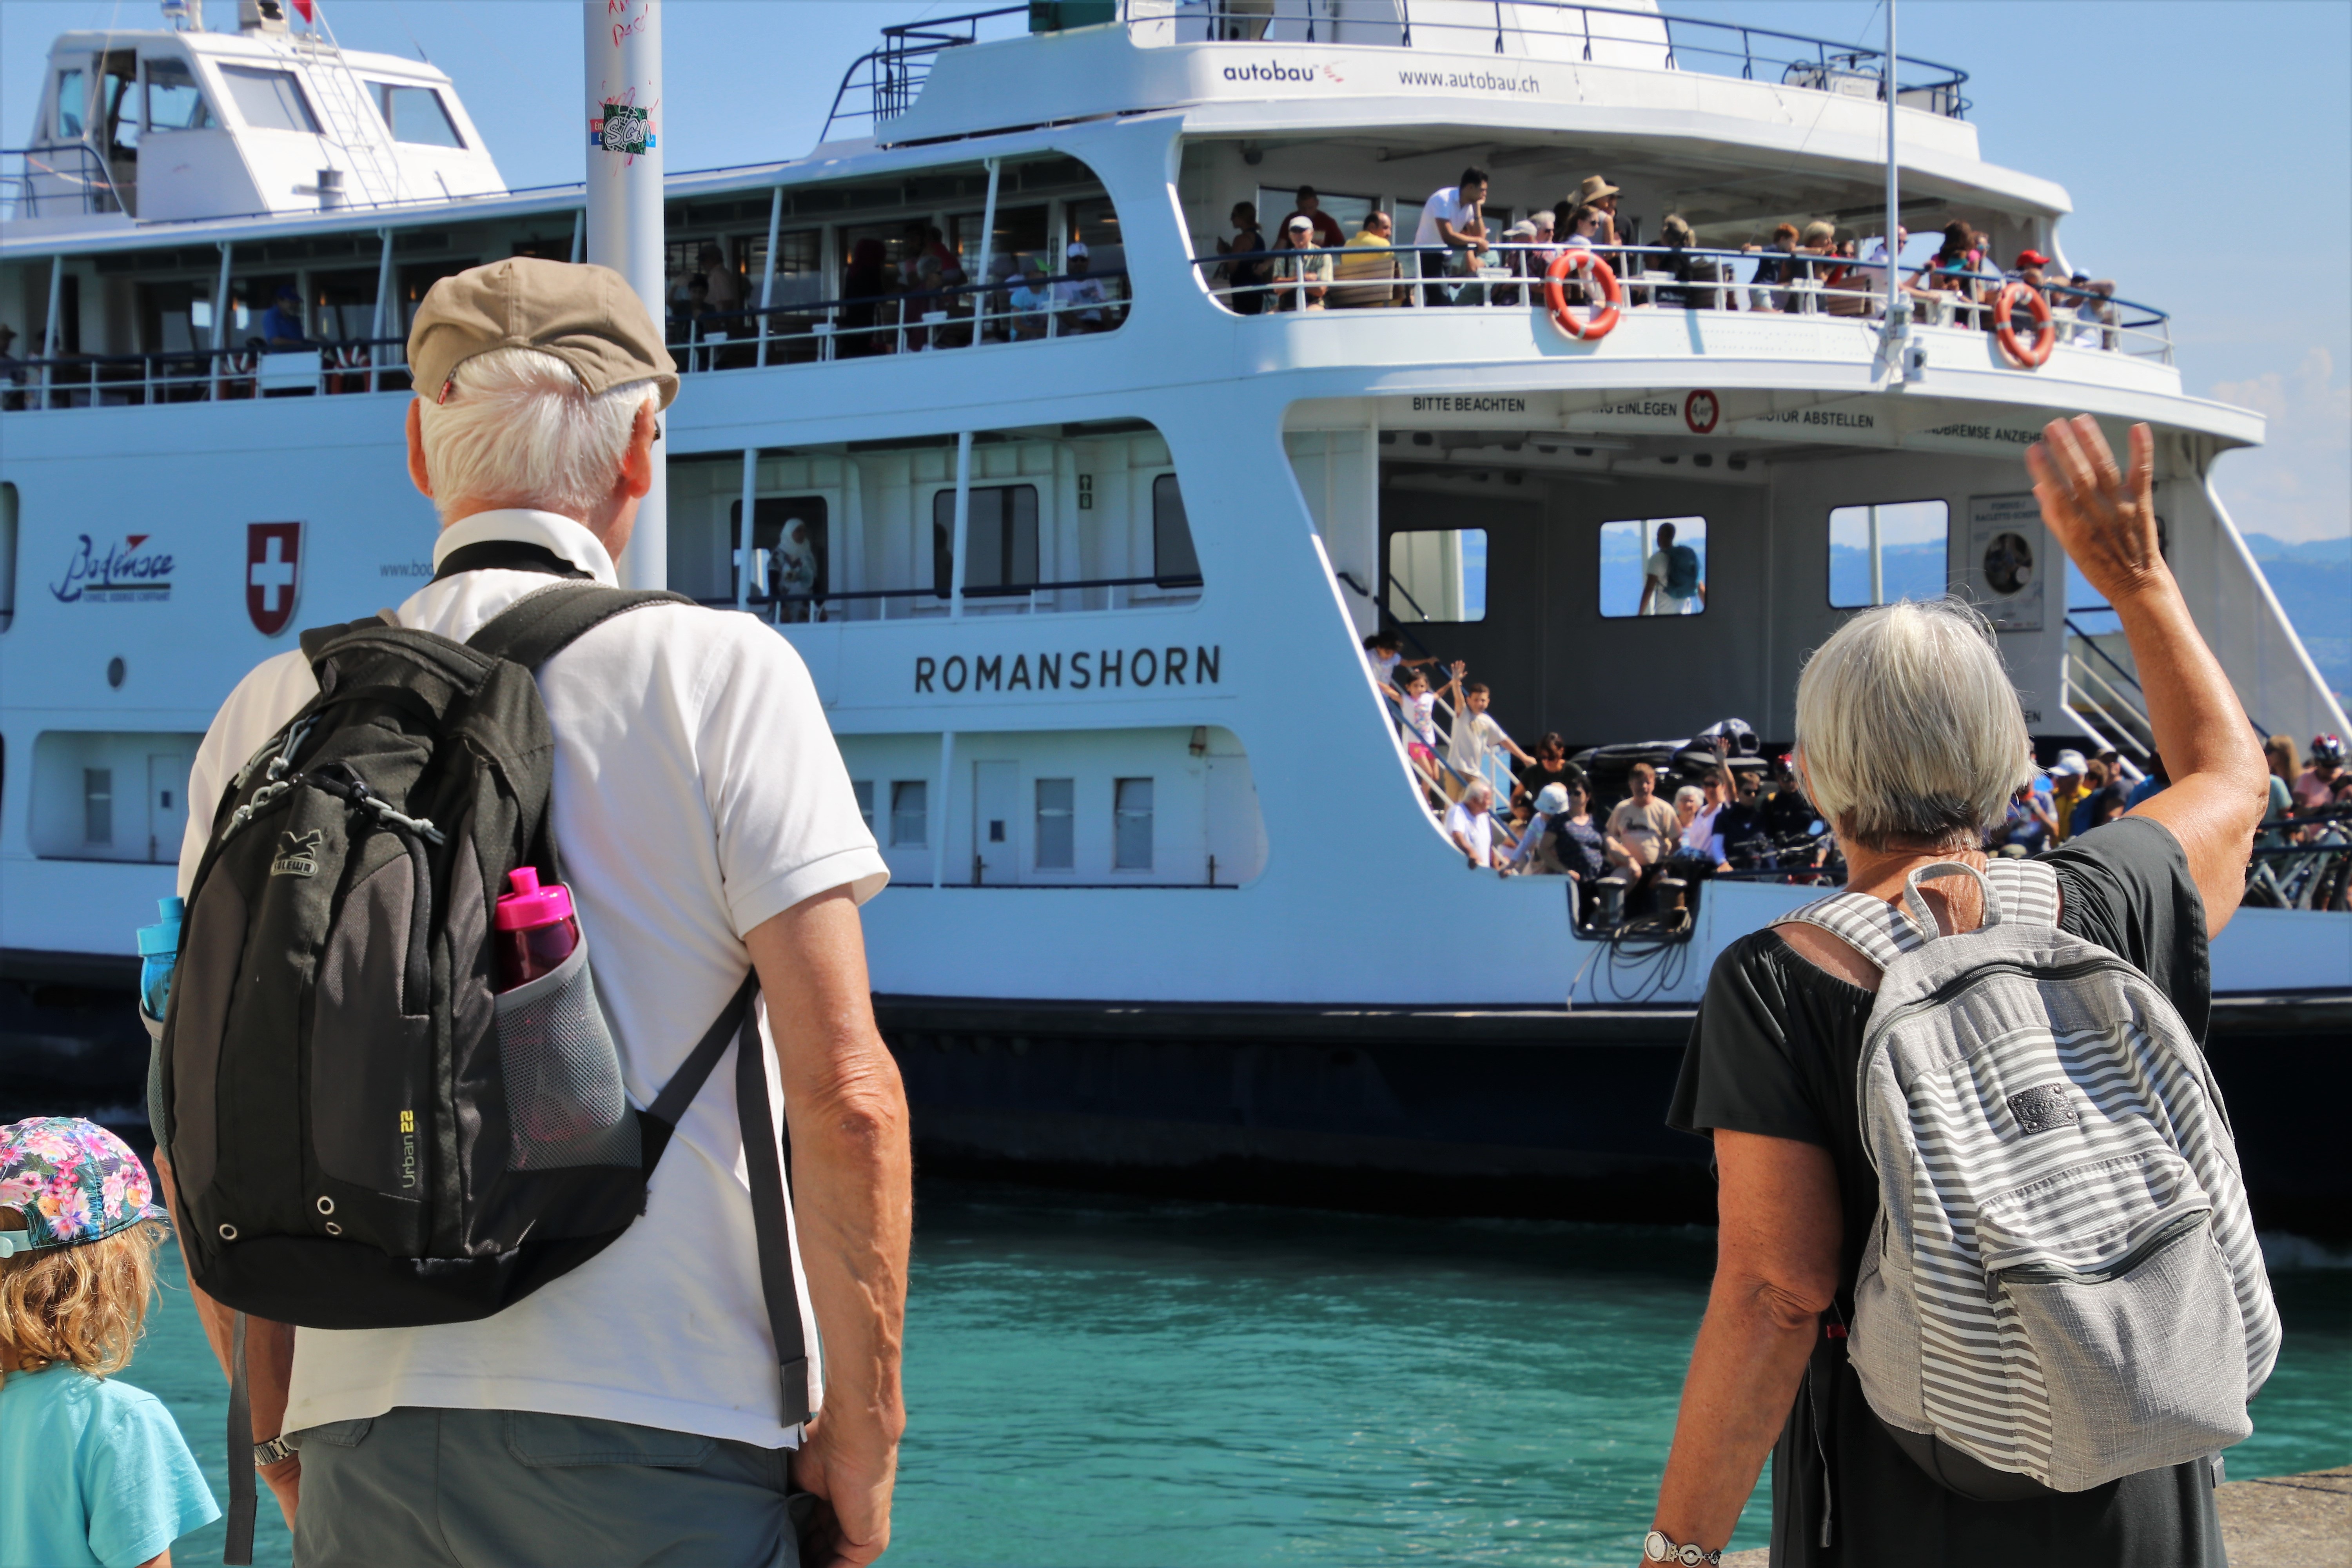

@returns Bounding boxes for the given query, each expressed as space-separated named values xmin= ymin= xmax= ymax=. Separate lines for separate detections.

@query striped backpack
xmin=1784 ymin=858 xmax=2278 ymax=1496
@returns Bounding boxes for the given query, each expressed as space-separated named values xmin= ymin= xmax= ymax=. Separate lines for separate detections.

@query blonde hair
xmin=0 ymin=1221 xmax=164 ymax=1388
xmin=1794 ymin=598 xmax=2033 ymax=849
xmin=416 ymin=347 xmax=653 ymax=525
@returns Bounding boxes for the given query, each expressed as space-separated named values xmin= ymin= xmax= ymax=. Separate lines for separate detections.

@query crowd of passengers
xmin=1361 ymin=626 xmax=2351 ymax=916
xmin=1210 ymin=170 xmax=2124 ymax=343
xmin=664 ymin=223 xmax=1124 ymax=362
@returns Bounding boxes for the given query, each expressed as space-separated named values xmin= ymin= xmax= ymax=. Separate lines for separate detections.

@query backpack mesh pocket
xmin=492 ymin=936 xmax=642 ymax=1172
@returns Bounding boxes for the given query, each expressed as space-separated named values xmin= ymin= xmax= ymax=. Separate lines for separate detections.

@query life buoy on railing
xmin=1543 ymin=248 xmax=1622 ymax=341
xmin=1994 ymin=280 xmax=2055 ymax=368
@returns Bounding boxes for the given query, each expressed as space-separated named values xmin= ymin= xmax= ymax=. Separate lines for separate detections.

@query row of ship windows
xmin=854 ymin=777 xmax=1158 ymax=872
xmin=1388 ymin=500 xmax=1957 ymax=623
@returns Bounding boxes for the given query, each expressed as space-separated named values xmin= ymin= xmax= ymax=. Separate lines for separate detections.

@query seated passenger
xmin=1742 ymin=223 xmax=1801 ymax=312
xmin=1605 ymin=762 xmax=1679 ymax=878
xmin=2065 ymin=273 xmax=2118 ymax=348
xmin=1328 ymin=210 xmax=1408 ymax=309
xmin=1445 ymin=778 xmax=1502 ymax=869
xmin=1654 ymin=214 xmax=1722 ymax=309
xmin=260 ymin=285 xmax=309 ymax=349
xmin=2296 ymin=734 xmax=2345 ymax=812
xmin=1278 ymin=185 xmax=1348 ymax=250
xmin=1562 ymin=174 xmax=1623 ymax=252
xmin=1214 ymin=202 xmax=1271 ymax=316
xmin=1548 ymin=780 xmax=1612 ymax=886
xmin=1054 ymin=243 xmax=1111 ymax=332
xmin=838 ymin=237 xmax=893 ymax=357
xmin=1501 ymin=782 xmax=1573 ymax=875
xmin=1640 ymin=521 xmax=1705 ymax=615
xmin=1907 ymin=221 xmax=1985 ymax=324
xmin=1269 ymin=217 xmax=1331 ymax=312
xmin=1516 ymin=732 xmax=1582 ymax=812
xmin=698 ymin=242 xmax=742 ymax=317
xmin=1007 ymin=257 xmax=1054 ymax=341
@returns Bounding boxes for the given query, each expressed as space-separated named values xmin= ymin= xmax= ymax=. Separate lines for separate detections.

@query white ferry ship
xmin=4 ymin=1 xmax=2344 ymax=1225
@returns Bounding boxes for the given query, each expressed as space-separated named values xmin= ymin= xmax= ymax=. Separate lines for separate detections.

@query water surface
xmin=132 ymin=1184 xmax=2350 ymax=1566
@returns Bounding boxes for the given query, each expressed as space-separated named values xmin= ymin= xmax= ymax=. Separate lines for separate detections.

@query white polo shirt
xmin=177 ymin=508 xmax=888 ymax=1448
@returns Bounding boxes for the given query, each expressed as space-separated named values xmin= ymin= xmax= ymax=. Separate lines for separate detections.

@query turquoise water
xmin=129 ymin=1185 xmax=2350 ymax=1567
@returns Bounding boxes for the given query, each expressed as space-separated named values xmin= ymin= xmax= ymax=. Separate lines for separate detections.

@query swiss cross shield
xmin=246 ymin=522 xmax=303 ymax=637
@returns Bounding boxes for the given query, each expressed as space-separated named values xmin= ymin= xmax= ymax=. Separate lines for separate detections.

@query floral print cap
xmin=0 ymin=1117 xmax=168 ymax=1252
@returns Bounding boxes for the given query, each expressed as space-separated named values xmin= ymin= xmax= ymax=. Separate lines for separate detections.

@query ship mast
xmin=1881 ymin=0 xmax=1911 ymax=380
xmin=585 ymin=0 xmax=668 ymax=589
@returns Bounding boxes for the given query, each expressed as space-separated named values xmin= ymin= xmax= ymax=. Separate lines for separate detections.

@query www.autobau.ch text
xmin=1395 ymin=68 xmax=1543 ymax=93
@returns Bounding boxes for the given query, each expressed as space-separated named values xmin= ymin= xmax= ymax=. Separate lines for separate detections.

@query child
xmin=1 ymin=1117 xmax=219 ymax=1568
xmin=1361 ymin=629 xmax=1434 ymax=697
xmin=1394 ymin=666 xmax=1446 ymax=802
xmin=1439 ymin=662 xmax=1537 ymax=799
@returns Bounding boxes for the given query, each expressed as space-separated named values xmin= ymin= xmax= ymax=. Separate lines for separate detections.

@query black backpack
xmin=155 ymin=568 xmax=811 ymax=1561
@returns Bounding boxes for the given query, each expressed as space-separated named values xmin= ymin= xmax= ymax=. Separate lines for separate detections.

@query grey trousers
xmin=290 ymin=1406 xmax=806 ymax=1568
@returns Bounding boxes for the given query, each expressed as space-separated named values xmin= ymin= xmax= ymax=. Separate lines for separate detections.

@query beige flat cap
xmin=409 ymin=257 xmax=678 ymax=409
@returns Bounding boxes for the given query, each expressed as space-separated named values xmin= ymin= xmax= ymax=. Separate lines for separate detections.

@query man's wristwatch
xmin=252 ymin=1435 xmax=297 ymax=1470
xmin=1644 ymin=1530 xmax=1722 ymax=1566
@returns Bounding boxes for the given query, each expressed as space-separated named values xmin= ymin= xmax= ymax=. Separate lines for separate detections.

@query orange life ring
xmin=1544 ymin=248 xmax=1622 ymax=341
xmin=1994 ymin=280 xmax=2055 ymax=368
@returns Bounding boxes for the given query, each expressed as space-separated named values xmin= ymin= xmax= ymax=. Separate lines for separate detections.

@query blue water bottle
xmin=137 ymin=896 xmax=185 ymax=1027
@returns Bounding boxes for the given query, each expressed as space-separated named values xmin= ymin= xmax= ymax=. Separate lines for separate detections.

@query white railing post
xmin=211 ymin=241 xmax=233 ymax=401
xmin=736 ymin=446 xmax=759 ymax=610
xmin=41 ymin=254 xmax=63 ymax=410
xmin=370 ymin=227 xmax=395 ymax=392
xmin=757 ymin=185 xmax=781 ymax=365
xmin=949 ymin=429 xmax=974 ymax=620
xmin=974 ymin=156 xmax=1000 ymax=343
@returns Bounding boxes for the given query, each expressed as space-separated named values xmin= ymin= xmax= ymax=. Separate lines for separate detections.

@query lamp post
xmin=585 ymin=0 xmax=668 ymax=588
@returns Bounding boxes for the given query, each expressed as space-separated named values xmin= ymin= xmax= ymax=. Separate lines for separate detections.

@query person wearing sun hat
xmin=1 ymin=1116 xmax=221 ymax=1568
xmin=172 ymin=256 xmax=906 ymax=1567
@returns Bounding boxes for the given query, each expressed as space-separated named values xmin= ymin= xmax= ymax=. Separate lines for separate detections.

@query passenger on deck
xmin=2065 ymin=273 xmax=2119 ymax=348
xmin=1329 ymin=210 xmax=1408 ymax=309
xmin=1279 ymin=186 xmax=1348 ymax=249
xmin=2260 ymin=734 xmax=2298 ymax=844
xmin=1054 ymin=243 xmax=1111 ymax=331
xmin=1640 ymin=522 xmax=1705 ymax=615
xmin=2046 ymin=748 xmax=2091 ymax=844
xmin=1442 ymin=663 xmax=1539 ymax=797
xmin=1269 ymin=218 xmax=1331 ymax=312
xmin=1516 ymin=732 xmax=1582 ymax=813
xmin=260 ymin=285 xmax=309 ymax=348
xmin=1715 ymin=764 xmax=1772 ymax=872
xmin=1413 ymin=167 xmax=1490 ymax=304
xmin=1655 ymin=215 xmax=1719 ymax=309
xmin=1396 ymin=666 xmax=1446 ymax=799
xmin=838 ymin=237 xmax=893 ymax=357
xmin=1605 ymin=762 xmax=1679 ymax=880
xmin=1560 ymin=175 xmax=1622 ymax=250
xmin=1361 ymin=628 xmax=1434 ymax=695
xmin=1500 ymin=782 xmax=1572 ymax=876
xmin=1994 ymin=779 xmax=2058 ymax=855
xmin=0 ymin=324 xmax=23 ymax=410
xmin=2070 ymin=755 xmax=2114 ymax=836
xmin=697 ymin=243 xmax=742 ymax=317
xmin=2295 ymin=734 xmax=2344 ymax=811
xmin=1666 ymin=784 xmax=1726 ymax=880
xmin=1742 ymin=224 xmax=1802 ymax=312
xmin=1215 ymin=202 xmax=1272 ymax=315
xmin=1909 ymin=221 xmax=1987 ymax=325
xmin=1446 ymin=778 xmax=1502 ymax=869
xmin=1549 ymin=780 xmax=1612 ymax=887
xmin=1007 ymin=257 xmax=1054 ymax=341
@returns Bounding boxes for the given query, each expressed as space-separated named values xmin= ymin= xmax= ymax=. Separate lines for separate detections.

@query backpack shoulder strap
xmin=296 ymin=608 xmax=399 ymax=664
xmin=1779 ymin=889 xmax=1922 ymax=972
xmin=466 ymin=583 xmax=696 ymax=670
xmin=1984 ymin=857 xmax=2062 ymax=927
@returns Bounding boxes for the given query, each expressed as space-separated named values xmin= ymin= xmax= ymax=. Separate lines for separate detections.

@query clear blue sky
xmin=6 ymin=0 xmax=2346 ymax=543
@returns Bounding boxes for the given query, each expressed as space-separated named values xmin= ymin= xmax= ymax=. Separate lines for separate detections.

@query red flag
xmin=291 ymin=0 xmax=316 ymax=22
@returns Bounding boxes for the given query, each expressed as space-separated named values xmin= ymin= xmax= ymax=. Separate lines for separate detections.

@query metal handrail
xmin=0 ymin=143 xmax=121 ymax=218
xmin=1195 ymin=240 xmax=2170 ymax=359
xmin=0 ymin=334 xmax=410 ymax=410
xmin=669 ymin=264 xmax=1131 ymax=367
xmin=823 ymin=5 xmax=1026 ymax=138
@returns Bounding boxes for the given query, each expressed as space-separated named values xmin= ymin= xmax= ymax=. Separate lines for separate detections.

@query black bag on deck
xmin=155 ymin=574 xmax=814 ymax=1561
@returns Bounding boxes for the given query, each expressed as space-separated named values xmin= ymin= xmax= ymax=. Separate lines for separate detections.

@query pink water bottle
xmin=493 ymin=868 xmax=580 ymax=991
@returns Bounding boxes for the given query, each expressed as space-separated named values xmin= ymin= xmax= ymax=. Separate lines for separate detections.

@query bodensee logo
xmin=50 ymin=534 xmax=175 ymax=604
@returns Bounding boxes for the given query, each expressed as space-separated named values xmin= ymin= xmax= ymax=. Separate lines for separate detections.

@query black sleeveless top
xmin=1667 ymin=817 xmax=2225 ymax=1566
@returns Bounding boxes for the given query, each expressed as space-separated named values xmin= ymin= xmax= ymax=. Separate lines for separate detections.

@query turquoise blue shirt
xmin=0 ymin=1364 xmax=220 ymax=1567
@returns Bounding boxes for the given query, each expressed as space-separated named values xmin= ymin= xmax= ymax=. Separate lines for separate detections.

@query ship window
xmin=890 ymin=780 xmax=928 ymax=846
xmin=741 ymin=229 xmax=824 ymax=309
xmin=1035 ymin=778 xmax=1075 ymax=870
xmin=1113 ymin=778 xmax=1154 ymax=870
xmin=375 ymin=83 xmax=463 ymax=148
xmin=219 ymin=66 xmax=321 ymax=134
xmin=853 ymin=780 xmax=874 ymax=834
xmin=145 ymin=58 xmax=213 ymax=132
xmin=1599 ymin=517 xmax=1708 ymax=618
xmin=1385 ymin=529 xmax=1486 ymax=623
xmin=1064 ymin=195 xmax=1124 ymax=278
xmin=1828 ymin=500 xmax=1949 ymax=608
xmin=932 ymin=484 xmax=1039 ymax=597
xmin=55 ymin=69 xmax=87 ymax=139
xmin=1152 ymin=474 xmax=1201 ymax=586
xmin=83 ymin=770 xmax=114 ymax=844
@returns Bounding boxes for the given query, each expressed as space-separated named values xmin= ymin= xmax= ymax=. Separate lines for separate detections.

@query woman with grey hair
xmin=1643 ymin=417 xmax=2266 ymax=1567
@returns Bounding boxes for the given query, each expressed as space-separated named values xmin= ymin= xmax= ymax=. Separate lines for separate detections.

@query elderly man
xmin=168 ymin=258 xmax=910 ymax=1568
xmin=1445 ymin=777 xmax=1502 ymax=868
xmin=1328 ymin=210 xmax=1408 ymax=308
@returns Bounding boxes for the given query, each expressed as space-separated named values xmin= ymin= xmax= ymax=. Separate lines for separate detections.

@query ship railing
xmin=2244 ymin=807 xmax=2352 ymax=911
xmin=1118 ymin=0 xmax=1969 ymax=116
xmin=666 ymin=267 xmax=1131 ymax=370
xmin=709 ymin=571 xmax=1204 ymax=624
xmin=1194 ymin=241 xmax=2172 ymax=362
xmin=0 ymin=144 xmax=124 ymax=219
xmin=0 ymin=335 xmax=411 ymax=411
xmin=823 ymin=5 xmax=1025 ymax=139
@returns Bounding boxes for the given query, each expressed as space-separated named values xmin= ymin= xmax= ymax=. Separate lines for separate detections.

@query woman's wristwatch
xmin=1643 ymin=1530 xmax=1722 ymax=1566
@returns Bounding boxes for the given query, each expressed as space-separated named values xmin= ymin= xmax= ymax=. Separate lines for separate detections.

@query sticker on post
xmin=591 ymin=103 xmax=654 ymax=154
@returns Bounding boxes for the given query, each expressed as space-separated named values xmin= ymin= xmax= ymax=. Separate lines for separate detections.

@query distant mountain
xmin=2241 ymin=532 xmax=2352 ymax=568
xmin=2236 ymin=534 xmax=2348 ymax=704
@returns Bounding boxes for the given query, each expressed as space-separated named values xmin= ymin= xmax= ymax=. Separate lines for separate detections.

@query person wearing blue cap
xmin=0 ymin=1116 xmax=221 ymax=1567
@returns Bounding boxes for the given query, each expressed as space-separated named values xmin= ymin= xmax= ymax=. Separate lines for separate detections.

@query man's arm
xmin=748 ymin=887 xmax=912 ymax=1568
